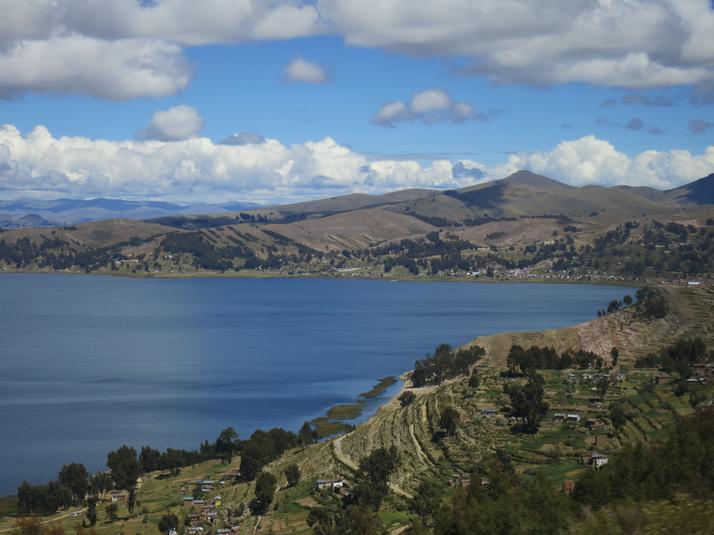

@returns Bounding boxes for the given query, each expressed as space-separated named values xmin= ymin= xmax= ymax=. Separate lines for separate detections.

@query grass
xmin=325 ymin=403 xmax=363 ymax=420
xmin=359 ymin=376 xmax=398 ymax=399
xmin=0 ymin=496 xmax=17 ymax=518
xmin=311 ymin=377 xmax=401 ymax=437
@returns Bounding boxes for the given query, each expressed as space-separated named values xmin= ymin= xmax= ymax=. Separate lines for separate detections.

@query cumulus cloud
xmin=373 ymin=89 xmax=488 ymax=126
xmin=320 ymin=0 xmax=714 ymax=89
xmin=491 ymin=135 xmax=714 ymax=189
xmin=0 ymin=1 xmax=322 ymax=99
xmin=284 ymin=57 xmax=329 ymax=84
xmin=0 ymin=36 xmax=190 ymax=100
xmin=689 ymin=119 xmax=714 ymax=134
xmin=0 ymin=124 xmax=712 ymax=203
xmin=3 ymin=1 xmax=714 ymax=98
xmin=136 ymin=105 xmax=204 ymax=141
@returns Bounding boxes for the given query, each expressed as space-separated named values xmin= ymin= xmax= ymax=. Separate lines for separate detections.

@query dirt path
xmin=0 ymin=509 xmax=86 ymax=533
xmin=332 ymin=433 xmax=358 ymax=471
xmin=332 ymin=433 xmax=413 ymax=499
xmin=408 ymin=423 xmax=430 ymax=467
xmin=251 ymin=516 xmax=261 ymax=534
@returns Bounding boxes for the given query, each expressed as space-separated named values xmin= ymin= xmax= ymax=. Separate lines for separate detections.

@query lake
xmin=0 ymin=274 xmax=632 ymax=494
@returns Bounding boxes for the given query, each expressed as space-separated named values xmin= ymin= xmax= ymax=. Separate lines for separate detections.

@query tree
xmin=58 ymin=463 xmax=88 ymax=506
xmin=503 ymin=374 xmax=549 ymax=432
xmin=88 ymin=472 xmax=112 ymax=496
xmin=16 ymin=481 xmax=72 ymax=515
xmin=439 ymin=407 xmax=459 ymax=437
xmin=308 ymin=505 xmax=385 ymax=535
xmin=609 ymin=402 xmax=627 ymax=430
xmin=105 ymin=503 xmax=118 ymax=522
xmin=85 ymin=496 xmax=97 ymax=526
xmin=353 ymin=446 xmax=400 ymax=509
xmin=596 ymin=376 xmax=609 ymax=401
xmin=251 ymin=472 xmax=277 ymax=515
xmin=284 ymin=464 xmax=300 ymax=487
xmin=139 ymin=446 xmax=161 ymax=473
xmin=106 ymin=446 xmax=140 ymax=514
xmin=412 ymin=479 xmax=443 ymax=524
xmin=398 ymin=391 xmax=416 ymax=407
xmin=107 ymin=446 xmax=140 ymax=490
xmin=299 ymin=421 xmax=317 ymax=445
xmin=610 ymin=347 xmax=619 ymax=367
xmin=215 ymin=427 xmax=239 ymax=464
xmin=468 ymin=372 xmax=480 ymax=389
xmin=158 ymin=513 xmax=179 ymax=534
xmin=623 ymin=294 xmax=633 ymax=306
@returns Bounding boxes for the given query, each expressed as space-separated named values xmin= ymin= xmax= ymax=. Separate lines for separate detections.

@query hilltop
xmin=0 ymin=171 xmax=713 ymax=281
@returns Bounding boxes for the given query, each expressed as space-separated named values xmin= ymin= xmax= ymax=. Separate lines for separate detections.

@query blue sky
xmin=0 ymin=1 xmax=713 ymax=202
xmin=3 ymin=37 xmax=710 ymax=163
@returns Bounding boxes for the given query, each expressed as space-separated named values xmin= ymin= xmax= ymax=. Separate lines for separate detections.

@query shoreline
xmin=0 ymin=267 xmax=648 ymax=288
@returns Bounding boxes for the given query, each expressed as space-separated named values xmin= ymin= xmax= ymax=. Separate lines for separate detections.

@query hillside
xmin=0 ymin=170 xmax=713 ymax=281
xmin=386 ymin=170 xmax=684 ymax=225
xmin=665 ymin=173 xmax=714 ymax=205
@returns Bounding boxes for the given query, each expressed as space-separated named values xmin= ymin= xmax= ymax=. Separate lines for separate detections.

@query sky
xmin=0 ymin=0 xmax=713 ymax=204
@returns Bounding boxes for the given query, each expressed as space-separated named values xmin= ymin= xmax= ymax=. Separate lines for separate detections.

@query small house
xmin=316 ymin=477 xmax=347 ymax=491
xmin=582 ymin=452 xmax=609 ymax=469
xmin=566 ymin=413 xmax=581 ymax=423
xmin=109 ymin=490 xmax=129 ymax=502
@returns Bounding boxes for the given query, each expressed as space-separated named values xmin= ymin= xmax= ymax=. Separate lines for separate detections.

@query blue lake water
xmin=0 ymin=274 xmax=632 ymax=494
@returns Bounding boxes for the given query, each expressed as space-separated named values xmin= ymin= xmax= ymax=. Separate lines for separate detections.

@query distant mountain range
xmin=0 ymin=170 xmax=712 ymax=279
xmin=0 ymin=198 xmax=261 ymax=228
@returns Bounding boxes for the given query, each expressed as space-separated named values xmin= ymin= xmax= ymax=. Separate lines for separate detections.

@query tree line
xmin=16 ymin=421 xmax=318 ymax=517
xmin=506 ymin=344 xmax=603 ymax=375
xmin=412 ymin=344 xmax=485 ymax=387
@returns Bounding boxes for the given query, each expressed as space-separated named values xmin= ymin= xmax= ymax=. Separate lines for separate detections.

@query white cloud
xmin=372 ymin=101 xmax=410 ymax=126
xmin=491 ymin=136 xmax=714 ymax=189
xmin=0 ymin=125 xmax=712 ymax=203
xmin=137 ymin=105 xmax=204 ymax=141
xmin=1 ymin=1 xmax=714 ymax=98
xmin=411 ymin=89 xmax=451 ymax=114
xmin=0 ymin=36 xmax=190 ymax=100
xmin=319 ymin=0 xmax=714 ymax=89
xmin=284 ymin=57 xmax=329 ymax=84
xmin=0 ymin=1 xmax=322 ymax=99
xmin=373 ymin=89 xmax=483 ymax=126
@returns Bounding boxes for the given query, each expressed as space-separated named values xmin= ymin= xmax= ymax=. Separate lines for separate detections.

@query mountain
xmin=0 ymin=170 xmax=712 ymax=278
xmin=0 ymin=213 xmax=57 ymax=229
xmin=0 ymin=198 xmax=261 ymax=227
xmin=664 ymin=173 xmax=714 ymax=205
xmin=386 ymin=170 xmax=682 ymax=225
